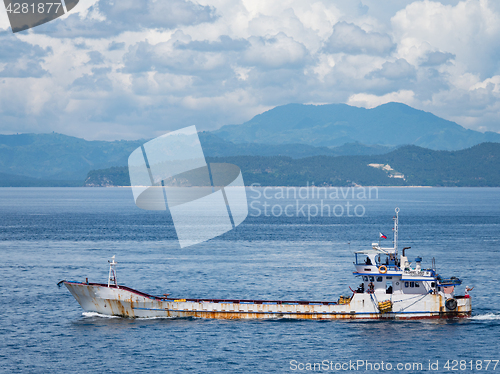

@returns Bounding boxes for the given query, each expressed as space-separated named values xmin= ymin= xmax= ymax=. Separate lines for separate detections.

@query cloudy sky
xmin=1 ymin=0 xmax=499 ymax=140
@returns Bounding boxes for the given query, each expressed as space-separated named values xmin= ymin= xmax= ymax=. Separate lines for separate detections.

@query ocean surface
xmin=1 ymin=187 xmax=499 ymax=373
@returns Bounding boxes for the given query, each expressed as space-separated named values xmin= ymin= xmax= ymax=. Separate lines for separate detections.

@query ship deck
xmin=65 ymin=281 xmax=341 ymax=306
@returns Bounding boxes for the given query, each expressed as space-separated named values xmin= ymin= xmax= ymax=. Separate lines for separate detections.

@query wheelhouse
xmin=351 ymin=208 xmax=464 ymax=300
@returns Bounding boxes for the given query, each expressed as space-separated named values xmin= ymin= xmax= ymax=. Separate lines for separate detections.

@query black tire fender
xmin=445 ymin=298 xmax=457 ymax=310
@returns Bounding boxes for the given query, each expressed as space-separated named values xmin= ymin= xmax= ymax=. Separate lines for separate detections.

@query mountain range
xmin=0 ymin=130 xmax=394 ymax=185
xmin=214 ymin=102 xmax=500 ymax=150
xmin=0 ymin=102 xmax=499 ymax=186
xmin=0 ymin=133 xmax=143 ymax=182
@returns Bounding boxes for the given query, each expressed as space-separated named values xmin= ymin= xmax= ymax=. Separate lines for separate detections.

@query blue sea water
xmin=0 ymin=187 xmax=499 ymax=373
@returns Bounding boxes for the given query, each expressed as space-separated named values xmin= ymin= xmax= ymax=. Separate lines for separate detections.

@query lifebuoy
xmin=378 ymin=265 xmax=388 ymax=274
xmin=445 ymin=298 xmax=457 ymax=310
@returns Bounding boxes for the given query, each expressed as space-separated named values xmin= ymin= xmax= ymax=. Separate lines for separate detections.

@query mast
xmin=393 ymin=207 xmax=399 ymax=254
xmin=108 ymin=255 xmax=118 ymax=288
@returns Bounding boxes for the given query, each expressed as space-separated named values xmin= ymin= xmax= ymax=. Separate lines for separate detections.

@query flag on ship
xmin=379 ymin=232 xmax=387 ymax=239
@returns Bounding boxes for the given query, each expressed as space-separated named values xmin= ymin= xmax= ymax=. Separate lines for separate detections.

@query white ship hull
xmin=62 ymin=208 xmax=473 ymax=320
xmin=64 ymin=281 xmax=472 ymax=320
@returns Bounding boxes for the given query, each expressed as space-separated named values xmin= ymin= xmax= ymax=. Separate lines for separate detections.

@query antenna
xmin=393 ymin=207 xmax=399 ymax=254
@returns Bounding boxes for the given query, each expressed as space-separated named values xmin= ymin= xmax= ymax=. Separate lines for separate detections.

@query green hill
xmin=83 ymin=142 xmax=500 ymax=187
xmin=0 ymin=132 xmax=394 ymax=186
xmin=199 ymin=132 xmax=394 ymax=158
xmin=0 ymin=133 xmax=144 ymax=182
xmin=372 ymin=142 xmax=500 ymax=186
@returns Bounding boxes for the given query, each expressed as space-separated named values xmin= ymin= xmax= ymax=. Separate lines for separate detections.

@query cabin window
xmin=386 ymin=281 xmax=393 ymax=294
xmin=415 ymin=282 xmax=420 ymax=288
xmin=369 ymin=276 xmax=374 ymax=282
xmin=376 ymin=276 xmax=383 ymax=282
xmin=363 ymin=276 xmax=368 ymax=281
xmin=386 ymin=276 xmax=392 ymax=279
xmin=376 ymin=254 xmax=390 ymax=266
xmin=356 ymin=254 xmax=373 ymax=265
xmin=431 ymin=282 xmax=435 ymax=287
xmin=410 ymin=282 xmax=415 ymax=288
xmin=405 ymin=282 xmax=409 ymax=288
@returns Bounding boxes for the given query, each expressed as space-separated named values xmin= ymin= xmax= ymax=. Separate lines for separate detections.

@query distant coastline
xmin=81 ymin=143 xmax=500 ymax=188
xmin=1 ymin=142 xmax=497 ymax=187
xmin=0 ymin=130 xmax=498 ymax=188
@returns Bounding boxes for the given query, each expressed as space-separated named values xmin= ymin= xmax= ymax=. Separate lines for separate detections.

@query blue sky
xmin=1 ymin=0 xmax=499 ymax=140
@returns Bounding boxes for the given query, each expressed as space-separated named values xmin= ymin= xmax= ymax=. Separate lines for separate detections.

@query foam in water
xmin=82 ymin=312 xmax=120 ymax=319
xmin=82 ymin=312 xmax=177 ymax=320
xmin=471 ymin=313 xmax=500 ymax=320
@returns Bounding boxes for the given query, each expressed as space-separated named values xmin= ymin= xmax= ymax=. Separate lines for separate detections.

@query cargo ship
xmin=60 ymin=208 xmax=472 ymax=319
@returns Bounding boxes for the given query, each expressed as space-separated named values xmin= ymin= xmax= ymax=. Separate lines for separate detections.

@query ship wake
xmin=82 ymin=312 xmax=180 ymax=320
xmin=82 ymin=312 xmax=120 ymax=319
xmin=471 ymin=313 xmax=500 ymax=320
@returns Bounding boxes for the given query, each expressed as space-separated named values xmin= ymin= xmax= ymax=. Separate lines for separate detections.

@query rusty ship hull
xmin=63 ymin=281 xmax=471 ymax=320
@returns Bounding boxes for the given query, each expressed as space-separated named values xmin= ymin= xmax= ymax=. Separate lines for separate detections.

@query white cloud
xmin=242 ymin=33 xmax=308 ymax=69
xmin=470 ymin=75 xmax=500 ymax=93
xmin=324 ymin=21 xmax=395 ymax=55
xmin=392 ymin=0 xmax=500 ymax=76
xmin=0 ymin=32 xmax=51 ymax=78
xmin=368 ymin=58 xmax=416 ymax=80
xmin=32 ymin=0 xmax=218 ymax=38
xmin=1 ymin=0 xmax=500 ymax=139
xmin=347 ymin=90 xmax=416 ymax=108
